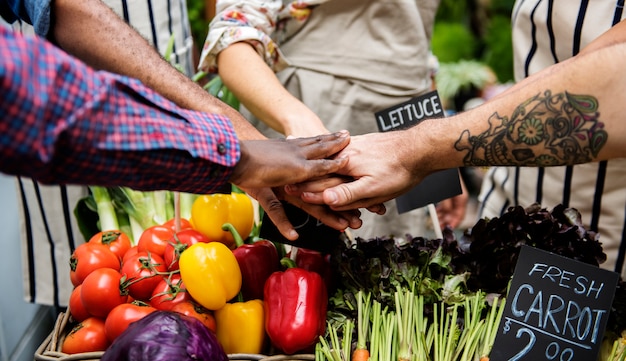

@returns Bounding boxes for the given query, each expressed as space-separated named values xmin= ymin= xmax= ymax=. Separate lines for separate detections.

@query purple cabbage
xmin=101 ymin=311 xmax=228 ymax=361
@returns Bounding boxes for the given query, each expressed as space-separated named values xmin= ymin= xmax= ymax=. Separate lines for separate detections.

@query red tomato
xmin=149 ymin=274 xmax=190 ymax=311
xmin=104 ymin=302 xmax=157 ymax=342
xmin=163 ymin=229 xmax=212 ymax=270
xmin=88 ymin=230 xmax=132 ymax=260
xmin=163 ymin=218 xmax=193 ymax=232
xmin=137 ymin=225 xmax=175 ymax=257
xmin=120 ymin=251 xmax=167 ymax=301
xmin=171 ymin=300 xmax=217 ymax=332
xmin=122 ymin=245 xmax=140 ymax=263
xmin=61 ymin=317 xmax=110 ymax=354
xmin=80 ymin=268 xmax=128 ymax=318
xmin=68 ymin=285 xmax=90 ymax=322
xmin=69 ymin=243 xmax=120 ymax=287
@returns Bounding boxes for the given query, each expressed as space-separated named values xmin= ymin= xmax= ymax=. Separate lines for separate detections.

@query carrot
xmin=480 ymin=357 xmax=490 ymax=361
xmin=352 ymin=348 xmax=370 ymax=361
xmin=354 ymin=291 xmax=372 ymax=361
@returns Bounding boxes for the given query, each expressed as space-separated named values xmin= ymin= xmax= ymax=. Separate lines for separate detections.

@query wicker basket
xmin=34 ymin=310 xmax=315 ymax=361
xmin=34 ymin=310 xmax=104 ymax=361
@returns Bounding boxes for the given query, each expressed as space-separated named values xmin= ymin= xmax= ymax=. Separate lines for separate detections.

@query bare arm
xmin=297 ymin=21 xmax=626 ymax=210
xmin=47 ymin=0 xmax=343 ymax=237
xmin=50 ymin=0 xmax=264 ymax=140
xmin=217 ymin=42 xmax=328 ymax=137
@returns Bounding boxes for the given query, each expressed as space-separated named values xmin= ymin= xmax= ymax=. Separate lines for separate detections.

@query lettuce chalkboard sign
xmin=490 ymin=245 xmax=619 ymax=361
xmin=374 ymin=90 xmax=461 ymax=213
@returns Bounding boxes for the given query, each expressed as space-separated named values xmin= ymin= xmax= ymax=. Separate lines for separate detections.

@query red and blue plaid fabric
xmin=0 ymin=26 xmax=240 ymax=194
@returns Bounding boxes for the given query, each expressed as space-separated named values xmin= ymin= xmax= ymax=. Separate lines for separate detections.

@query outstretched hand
xmin=230 ymin=130 xmax=363 ymax=240
xmin=287 ymin=131 xmax=426 ymax=210
xmin=229 ymin=130 xmax=350 ymax=189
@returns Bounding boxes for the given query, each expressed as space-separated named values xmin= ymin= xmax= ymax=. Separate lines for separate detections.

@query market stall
xmin=33 ymin=189 xmax=626 ymax=361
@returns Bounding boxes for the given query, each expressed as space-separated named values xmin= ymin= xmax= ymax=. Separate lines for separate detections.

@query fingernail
xmin=285 ymin=184 xmax=298 ymax=194
xmin=339 ymin=129 xmax=349 ymax=137
xmin=288 ymin=229 xmax=299 ymax=240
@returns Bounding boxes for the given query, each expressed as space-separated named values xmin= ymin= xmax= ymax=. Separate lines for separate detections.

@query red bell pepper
xmin=290 ymin=247 xmax=333 ymax=291
xmin=223 ymin=223 xmax=280 ymax=301
xmin=264 ymin=266 xmax=328 ymax=354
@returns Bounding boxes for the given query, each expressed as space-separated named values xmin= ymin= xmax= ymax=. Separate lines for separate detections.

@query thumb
xmin=320 ymin=178 xmax=395 ymax=210
xmin=322 ymin=182 xmax=361 ymax=207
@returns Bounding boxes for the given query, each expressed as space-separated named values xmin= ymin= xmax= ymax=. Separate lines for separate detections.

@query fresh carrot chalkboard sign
xmin=490 ymin=245 xmax=619 ymax=361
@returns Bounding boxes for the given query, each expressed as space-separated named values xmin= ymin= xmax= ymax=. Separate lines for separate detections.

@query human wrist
xmin=406 ymin=117 xmax=461 ymax=175
xmin=280 ymin=108 xmax=328 ymax=137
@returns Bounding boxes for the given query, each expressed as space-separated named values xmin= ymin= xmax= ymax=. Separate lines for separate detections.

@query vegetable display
xmin=64 ymin=196 xmax=626 ymax=361
xmin=60 ymin=44 xmax=625 ymax=359
xmin=315 ymin=203 xmax=626 ymax=361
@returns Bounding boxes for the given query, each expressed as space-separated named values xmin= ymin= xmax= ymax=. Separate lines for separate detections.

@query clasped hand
xmin=230 ymin=130 xmax=436 ymax=241
xmin=229 ymin=130 xmax=362 ymax=240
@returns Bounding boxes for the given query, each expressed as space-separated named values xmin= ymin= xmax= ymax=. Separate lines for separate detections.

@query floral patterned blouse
xmin=199 ymin=0 xmax=330 ymax=73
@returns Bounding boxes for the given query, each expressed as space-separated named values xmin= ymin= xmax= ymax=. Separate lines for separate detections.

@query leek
xmin=395 ymin=286 xmax=416 ymax=361
xmin=179 ymin=192 xmax=197 ymax=220
xmin=89 ymin=186 xmax=119 ymax=231
xmin=107 ymin=187 xmax=159 ymax=241
xmin=151 ymin=190 xmax=170 ymax=225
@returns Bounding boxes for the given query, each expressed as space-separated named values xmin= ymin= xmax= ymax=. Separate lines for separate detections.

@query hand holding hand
xmin=289 ymin=130 xmax=427 ymax=210
xmin=241 ymin=185 xmax=362 ymax=240
xmin=229 ymin=131 xmax=350 ymax=189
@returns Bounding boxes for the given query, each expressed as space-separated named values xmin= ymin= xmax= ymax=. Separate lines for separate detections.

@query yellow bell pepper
xmin=190 ymin=193 xmax=254 ymax=249
xmin=178 ymin=242 xmax=241 ymax=310
xmin=214 ymin=300 xmax=265 ymax=354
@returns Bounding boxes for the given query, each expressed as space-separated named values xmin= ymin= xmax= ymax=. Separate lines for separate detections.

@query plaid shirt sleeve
xmin=0 ymin=26 xmax=240 ymax=194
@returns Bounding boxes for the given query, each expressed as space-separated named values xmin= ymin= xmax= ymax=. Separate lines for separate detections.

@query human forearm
xmin=50 ymin=0 xmax=265 ymax=140
xmin=436 ymin=43 xmax=626 ymax=169
xmin=217 ymin=42 xmax=328 ymax=137
xmin=306 ymin=36 xmax=626 ymax=210
xmin=1 ymin=28 xmax=239 ymax=193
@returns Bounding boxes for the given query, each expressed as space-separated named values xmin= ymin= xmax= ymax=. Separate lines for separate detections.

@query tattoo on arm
xmin=455 ymin=91 xmax=608 ymax=167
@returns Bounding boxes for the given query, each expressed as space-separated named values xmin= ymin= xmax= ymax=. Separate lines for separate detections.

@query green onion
xmin=89 ymin=186 xmax=119 ymax=231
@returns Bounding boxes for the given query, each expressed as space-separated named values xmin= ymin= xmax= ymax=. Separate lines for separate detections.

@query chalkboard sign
xmin=375 ymin=90 xmax=446 ymax=132
xmin=490 ymin=245 xmax=619 ymax=361
xmin=375 ymin=90 xmax=461 ymax=213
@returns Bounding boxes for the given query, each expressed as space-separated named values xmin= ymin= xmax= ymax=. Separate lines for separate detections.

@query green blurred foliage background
xmin=432 ymin=0 xmax=516 ymax=83
xmin=187 ymin=0 xmax=210 ymax=52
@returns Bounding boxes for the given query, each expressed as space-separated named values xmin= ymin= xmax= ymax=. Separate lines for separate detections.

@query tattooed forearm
xmin=454 ymin=91 xmax=608 ymax=167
